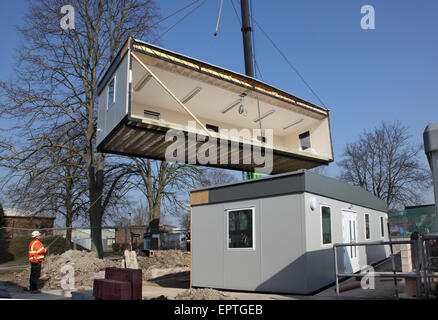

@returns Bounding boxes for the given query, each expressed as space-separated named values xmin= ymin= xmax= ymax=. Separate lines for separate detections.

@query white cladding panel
xmin=97 ymin=54 xmax=130 ymax=146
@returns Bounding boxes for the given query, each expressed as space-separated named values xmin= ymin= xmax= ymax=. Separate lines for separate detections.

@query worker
xmin=28 ymin=230 xmax=48 ymax=293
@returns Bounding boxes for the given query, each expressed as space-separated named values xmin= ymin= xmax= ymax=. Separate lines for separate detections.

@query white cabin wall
xmin=303 ymin=192 xmax=389 ymax=263
xmin=97 ymin=53 xmax=130 ymax=146
xmin=131 ymin=101 xmax=328 ymax=156
xmin=281 ymin=118 xmax=332 ymax=159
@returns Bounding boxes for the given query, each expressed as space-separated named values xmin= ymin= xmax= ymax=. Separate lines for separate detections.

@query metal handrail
xmin=333 ymin=236 xmax=438 ymax=300
xmin=333 ymin=240 xmax=415 ymax=248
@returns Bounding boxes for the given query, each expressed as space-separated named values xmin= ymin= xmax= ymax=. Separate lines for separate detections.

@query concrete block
xmin=402 ymin=263 xmax=413 ymax=272
xmin=401 ymin=244 xmax=413 ymax=272
xmin=0 ymin=283 xmax=10 ymax=298
xmin=404 ymin=278 xmax=419 ymax=297
xmin=71 ymin=290 xmax=95 ymax=300
xmin=124 ymin=250 xmax=139 ymax=269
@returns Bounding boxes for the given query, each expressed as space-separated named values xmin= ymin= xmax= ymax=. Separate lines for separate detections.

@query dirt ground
xmin=0 ymin=249 xmax=238 ymax=299
xmin=174 ymin=288 xmax=235 ymax=300
xmin=0 ymin=249 xmax=191 ymax=291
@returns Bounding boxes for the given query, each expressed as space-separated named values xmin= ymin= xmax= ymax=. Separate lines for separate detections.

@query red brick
xmin=93 ymin=279 xmax=132 ymax=300
xmin=104 ymin=267 xmax=142 ymax=300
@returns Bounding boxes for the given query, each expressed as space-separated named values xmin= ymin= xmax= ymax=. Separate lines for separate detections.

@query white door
xmin=342 ymin=211 xmax=360 ymax=273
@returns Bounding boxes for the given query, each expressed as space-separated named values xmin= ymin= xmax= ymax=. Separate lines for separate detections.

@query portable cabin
xmin=96 ymin=37 xmax=334 ymax=174
xmin=190 ymin=170 xmax=390 ymax=294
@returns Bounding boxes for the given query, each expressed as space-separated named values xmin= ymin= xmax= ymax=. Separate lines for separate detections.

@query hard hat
xmin=31 ymin=230 xmax=41 ymax=238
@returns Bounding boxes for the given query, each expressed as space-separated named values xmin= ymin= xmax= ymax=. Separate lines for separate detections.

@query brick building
xmin=115 ymin=226 xmax=149 ymax=247
xmin=115 ymin=224 xmax=184 ymax=248
xmin=3 ymin=208 xmax=55 ymax=238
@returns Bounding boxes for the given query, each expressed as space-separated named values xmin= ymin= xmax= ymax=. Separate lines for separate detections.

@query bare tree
xmin=129 ymin=159 xmax=203 ymax=249
xmin=338 ymin=121 xmax=431 ymax=209
xmin=179 ymin=211 xmax=191 ymax=230
xmin=176 ymin=168 xmax=238 ymax=230
xmin=131 ymin=201 xmax=150 ymax=226
xmin=308 ymin=165 xmax=328 ymax=176
xmin=0 ymin=204 xmax=13 ymax=263
xmin=5 ymin=122 xmax=88 ymax=248
xmin=0 ymin=0 xmax=160 ymax=258
xmin=198 ymin=168 xmax=239 ymax=187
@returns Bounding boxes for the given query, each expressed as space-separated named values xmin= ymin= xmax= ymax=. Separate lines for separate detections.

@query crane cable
xmin=230 ymin=0 xmax=328 ymax=109
xmin=252 ymin=18 xmax=328 ymax=109
xmin=148 ymin=0 xmax=203 ymax=31
xmin=152 ymin=0 xmax=208 ymax=43
xmin=214 ymin=0 xmax=224 ymax=36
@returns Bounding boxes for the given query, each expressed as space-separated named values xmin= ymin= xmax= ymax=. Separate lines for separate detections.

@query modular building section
xmin=190 ymin=170 xmax=390 ymax=294
xmin=96 ymin=37 xmax=334 ymax=174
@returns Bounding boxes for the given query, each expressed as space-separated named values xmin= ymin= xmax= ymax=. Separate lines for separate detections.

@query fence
xmin=0 ymin=226 xmax=188 ymax=265
xmin=333 ymin=235 xmax=438 ymax=299
xmin=389 ymin=205 xmax=437 ymax=238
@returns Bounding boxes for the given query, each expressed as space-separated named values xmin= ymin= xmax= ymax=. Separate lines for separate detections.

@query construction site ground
xmin=0 ymin=249 xmax=436 ymax=300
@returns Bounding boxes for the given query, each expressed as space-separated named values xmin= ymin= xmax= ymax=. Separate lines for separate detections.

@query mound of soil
xmin=174 ymin=288 xmax=235 ymax=300
xmin=138 ymin=250 xmax=190 ymax=281
xmin=0 ymin=249 xmax=191 ymax=291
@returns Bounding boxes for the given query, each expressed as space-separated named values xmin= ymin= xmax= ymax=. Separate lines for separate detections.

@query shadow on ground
xmin=146 ymin=271 xmax=190 ymax=289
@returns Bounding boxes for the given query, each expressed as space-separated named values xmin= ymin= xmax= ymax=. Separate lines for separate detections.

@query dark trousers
xmin=29 ymin=262 xmax=41 ymax=291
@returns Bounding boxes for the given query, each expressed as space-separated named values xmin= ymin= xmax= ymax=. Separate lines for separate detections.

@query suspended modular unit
xmin=96 ymin=37 xmax=334 ymax=174
xmin=190 ymin=170 xmax=390 ymax=294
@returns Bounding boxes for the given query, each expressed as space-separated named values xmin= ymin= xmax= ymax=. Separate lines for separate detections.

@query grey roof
xmin=191 ymin=170 xmax=388 ymax=212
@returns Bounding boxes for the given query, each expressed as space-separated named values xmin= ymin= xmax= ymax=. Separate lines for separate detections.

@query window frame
xmin=299 ymin=131 xmax=311 ymax=151
xmin=380 ymin=216 xmax=385 ymax=238
xmin=107 ymin=76 xmax=116 ymax=110
xmin=226 ymin=207 xmax=255 ymax=251
xmin=364 ymin=213 xmax=371 ymax=240
xmin=320 ymin=205 xmax=333 ymax=246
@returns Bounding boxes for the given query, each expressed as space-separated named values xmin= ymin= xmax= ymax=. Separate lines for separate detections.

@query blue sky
xmin=0 ymin=0 xmax=437 ymax=212
xmin=155 ymin=0 xmax=438 ymax=203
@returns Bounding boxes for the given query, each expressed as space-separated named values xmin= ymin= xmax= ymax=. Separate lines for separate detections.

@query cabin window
xmin=365 ymin=214 xmax=370 ymax=239
xmin=107 ymin=77 xmax=115 ymax=109
xmin=206 ymin=124 xmax=219 ymax=133
xmin=299 ymin=131 xmax=311 ymax=150
xmin=380 ymin=216 xmax=385 ymax=238
xmin=144 ymin=109 xmax=160 ymax=120
xmin=227 ymin=208 xmax=254 ymax=249
xmin=321 ymin=206 xmax=332 ymax=245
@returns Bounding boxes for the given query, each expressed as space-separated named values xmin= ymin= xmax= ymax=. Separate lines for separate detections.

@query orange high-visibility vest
xmin=29 ymin=239 xmax=47 ymax=263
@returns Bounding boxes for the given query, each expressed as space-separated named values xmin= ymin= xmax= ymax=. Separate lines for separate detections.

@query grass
xmin=103 ymin=249 xmax=123 ymax=258
xmin=0 ymin=269 xmax=26 ymax=276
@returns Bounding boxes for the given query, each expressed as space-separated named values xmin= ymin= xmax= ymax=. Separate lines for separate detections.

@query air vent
xmin=144 ymin=110 xmax=160 ymax=120
xmin=206 ymin=124 xmax=219 ymax=133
